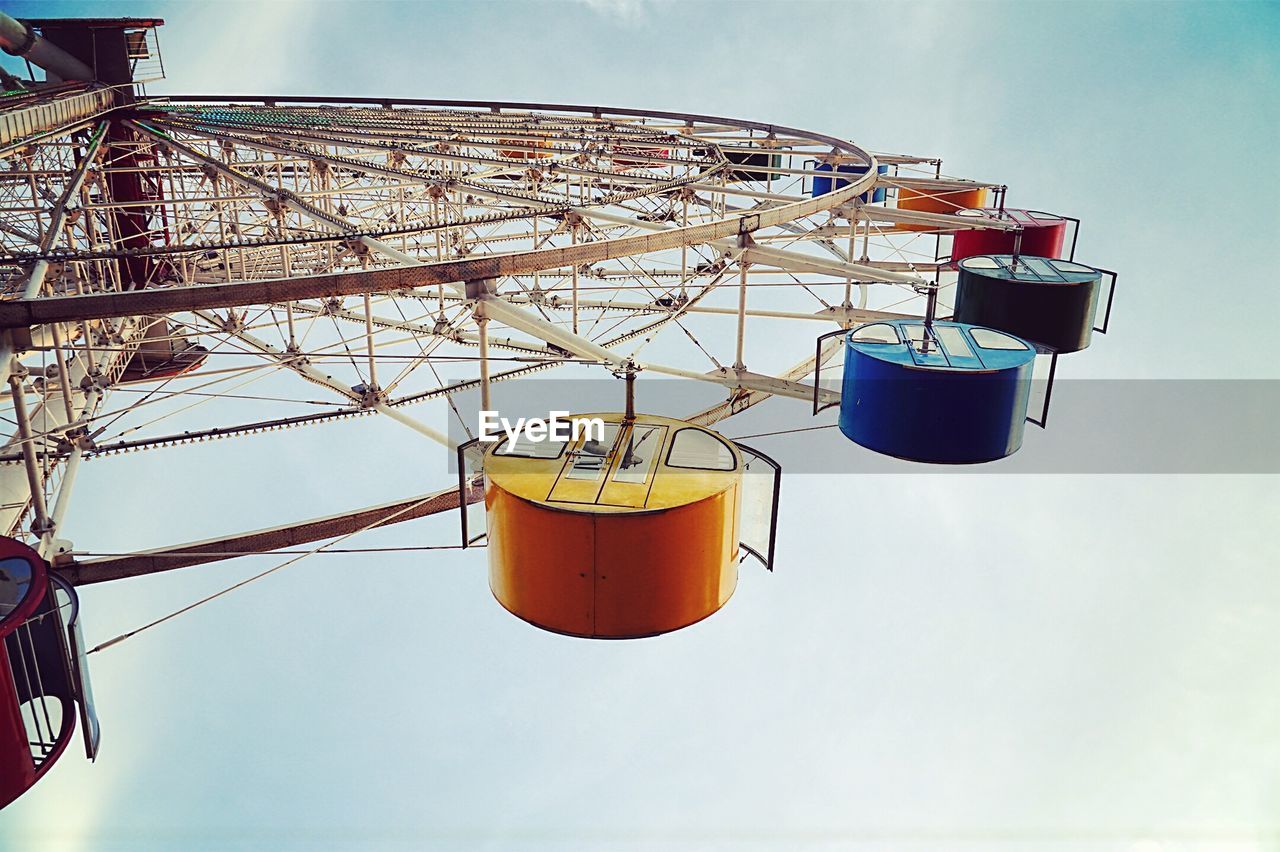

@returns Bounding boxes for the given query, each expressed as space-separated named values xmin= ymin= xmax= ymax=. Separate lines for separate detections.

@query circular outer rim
xmin=143 ymin=94 xmax=880 ymax=257
xmin=0 ymin=97 xmax=916 ymax=328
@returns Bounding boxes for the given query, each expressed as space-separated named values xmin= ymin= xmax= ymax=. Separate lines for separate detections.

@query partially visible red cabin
xmin=949 ymin=208 xmax=1071 ymax=264
xmin=0 ymin=537 xmax=99 ymax=810
xmin=119 ymin=318 xmax=208 ymax=384
xmin=613 ymin=145 xmax=671 ymax=170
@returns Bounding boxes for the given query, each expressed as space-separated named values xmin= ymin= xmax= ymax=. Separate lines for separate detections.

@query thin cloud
xmin=573 ymin=0 xmax=666 ymax=24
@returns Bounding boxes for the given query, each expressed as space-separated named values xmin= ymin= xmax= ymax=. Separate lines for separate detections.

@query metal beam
xmin=687 ymin=182 xmax=801 ymax=203
xmin=477 ymin=288 xmax=625 ymax=367
xmin=60 ymin=486 xmax=470 ymax=585
xmin=842 ymin=204 xmax=1022 ymax=231
xmin=190 ymin=310 xmax=453 ymax=447
xmin=742 ymin=245 xmax=930 ymax=286
xmin=575 ymin=205 xmax=930 ymax=286
xmin=276 ymin=301 xmax=557 ymax=355
xmin=151 ymin=116 xmax=655 ymax=189
xmin=505 ymin=294 xmax=911 ymax=325
xmin=686 ymin=335 xmax=844 ymax=427
xmin=126 ymin=132 xmax=611 ymax=407
xmin=0 ymin=216 xmax=722 ymax=326
xmin=641 ymin=362 xmax=838 ymax=406
xmin=16 ymin=121 xmax=109 ymax=317
xmin=153 ymin=95 xmax=879 ymax=185
xmin=0 ymin=145 xmax=882 ymax=326
xmin=129 ymin=119 xmax=354 ymax=235
xmin=0 ymin=12 xmax=94 ymax=81
xmin=192 ymin=310 xmax=361 ymax=401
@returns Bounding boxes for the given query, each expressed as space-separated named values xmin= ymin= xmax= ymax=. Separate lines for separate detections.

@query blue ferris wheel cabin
xmin=838 ymin=320 xmax=1038 ymax=464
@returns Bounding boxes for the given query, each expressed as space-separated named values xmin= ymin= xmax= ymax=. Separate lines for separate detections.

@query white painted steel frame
xmin=0 ymin=91 xmax=1029 ymax=578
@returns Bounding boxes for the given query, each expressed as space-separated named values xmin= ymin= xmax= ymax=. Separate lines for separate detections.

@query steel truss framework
xmin=0 ymin=91 xmax=1017 ymax=580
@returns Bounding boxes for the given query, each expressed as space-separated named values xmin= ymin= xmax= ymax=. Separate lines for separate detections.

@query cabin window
xmin=565 ymin=423 xmax=622 ymax=480
xmin=1050 ymin=260 xmax=1096 ymax=275
xmin=902 ymin=323 xmax=949 ymax=362
xmin=666 ymin=428 xmax=736 ymax=471
xmin=611 ymin=425 xmax=665 ymax=483
xmin=125 ymin=30 xmax=151 ymax=60
xmin=935 ymin=325 xmax=974 ymax=361
xmin=1023 ymin=257 xmax=1060 ymax=279
xmin=970 ymin=328 xmax=1029 ymax=351
xmin=0 ymin=556 xmax=32 ymax=619
xmin=902 ymin=323 xmax=927 ymax=344
xmin=850 ymin=323 xmax=899 ymax=344
xmin=964 ymin=256 xmax=1001 ymax=269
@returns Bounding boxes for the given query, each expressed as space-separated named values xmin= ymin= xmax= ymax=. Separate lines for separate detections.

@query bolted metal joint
xmin=352 ymin=383 xmax=385 ymax=408
xmin=79 ymin=371 xmax=108 ymax=392
xmin=464 ymin=278 xmax=498 ymax=300
xmin=281 ymin=349 xmax=309 ymax=368
xmin=57 ymin=425 xmax=95 ymax=454
xmin=219 ymin=312 xmax=246 ymax=333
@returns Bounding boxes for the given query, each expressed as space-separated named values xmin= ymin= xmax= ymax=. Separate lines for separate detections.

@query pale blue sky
xmin=0 ymin=2 xmax=1277 ymax=850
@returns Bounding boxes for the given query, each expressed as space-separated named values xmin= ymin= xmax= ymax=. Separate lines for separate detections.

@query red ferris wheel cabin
xmin=0 ymin=537 xmax=99 ymax=810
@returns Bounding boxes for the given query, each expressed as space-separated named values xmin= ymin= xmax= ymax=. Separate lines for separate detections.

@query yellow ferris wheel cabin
xmin=458 ymin=413 xmax=780 ymax=639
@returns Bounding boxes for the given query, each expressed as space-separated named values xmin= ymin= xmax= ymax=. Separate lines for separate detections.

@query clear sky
xmin=0 ymin=1 xmax=1277 ymax=851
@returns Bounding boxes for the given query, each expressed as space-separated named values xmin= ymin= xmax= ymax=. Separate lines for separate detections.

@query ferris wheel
xmin=0 ymin=15 xmax=1117 ymax=809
